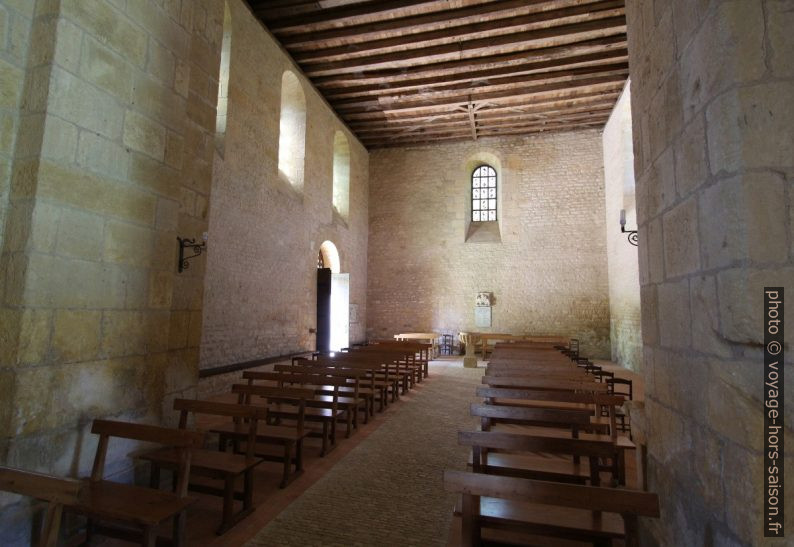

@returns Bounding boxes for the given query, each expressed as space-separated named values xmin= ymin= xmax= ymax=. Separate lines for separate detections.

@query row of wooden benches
xmin=0 ymin=339 xmax=432 ymax=546
xmin=444 ymin=341 xmax=660 ymax=546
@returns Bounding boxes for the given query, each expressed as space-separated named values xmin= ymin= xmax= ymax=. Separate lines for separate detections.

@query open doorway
xmin=316 ymin=241 xmax=349 ymax=352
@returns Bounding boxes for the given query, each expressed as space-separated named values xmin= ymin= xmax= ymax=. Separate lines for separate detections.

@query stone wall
xmin=602 ymin=82 xmax=643 ymax=372
xmin=626 ymin=0 xmax=793 ymax=544
xmin=367 ymin=131 xmax=611 ymax=359
xmin=197 ymin=0 xmax=369 ymax=376
xmin=0 ymin=0 xmax=222 ymax=543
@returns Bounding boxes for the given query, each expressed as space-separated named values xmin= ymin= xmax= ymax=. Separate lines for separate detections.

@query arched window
xmin=332 ymin=130 xmax=350 ymax=220
xmin=278 ymin=71 xmax=306 ymax=189
xmin=472 ymin=164 xmax=497 ymax=222
xmin=214 ymin=2 xmax=231 ymax=155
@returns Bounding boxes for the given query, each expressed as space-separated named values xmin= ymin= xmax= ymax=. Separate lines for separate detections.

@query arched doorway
xmin=316 ymin=241 xmax=348 ymax=352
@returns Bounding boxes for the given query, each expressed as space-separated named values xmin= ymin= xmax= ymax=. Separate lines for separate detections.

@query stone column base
xmin=463 ymin=356 xmax=478 ymax=368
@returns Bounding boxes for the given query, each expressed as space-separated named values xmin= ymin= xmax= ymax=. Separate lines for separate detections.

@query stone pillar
xmin=626 ymin=1 xmax=793 ymax=545
xmin=0 ymin=0 xmax=223 ymax=543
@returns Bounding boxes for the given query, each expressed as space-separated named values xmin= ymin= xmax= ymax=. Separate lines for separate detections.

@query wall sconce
xmin=619 ymin=209 xmax=638 ymax=246
xmin=177 ymin=233 xmax=208 ymax=273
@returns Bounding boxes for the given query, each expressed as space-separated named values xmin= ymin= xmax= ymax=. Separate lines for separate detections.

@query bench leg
xmin=221 ymin=475 xmax=235 ymax=532
xmin=321 ymin=422 xmax=329 ymax=456
xmin=143 ymin=525 xmax=157 ymax=547
xmin=243 ymin=469 xmax=254 ymax=510
xmin=281 ymin=444 xmax=293 ymax=488
xmin=295 ymin=439 xmax=304 ymax=472
xmin=173 ymin=511 xmax=187 ymax=547
xmin=149 ymin=463 xmax=161 ymax=489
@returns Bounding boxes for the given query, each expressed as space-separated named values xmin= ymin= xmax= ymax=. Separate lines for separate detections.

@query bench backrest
xmin=482 ymin=375 xmax=609 ymax=392
xmin=0 ymin=466 xmax=83 ymax=547
xmin=89 ymin=419 xmax=204 ymax=497
xmin=173 ymin=399 xmax=268 ymax=458
xmin=471 ymin=403 xmax=592 ymax=430
xmin=444 ymin=469 xmax=658 ymax=546
xmin=231 ymin=384 xmax=316 ymax=435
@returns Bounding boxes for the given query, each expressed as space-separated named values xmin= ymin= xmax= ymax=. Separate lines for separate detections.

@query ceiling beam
xmin=301 ymin=16 xmax=627 ymax=76
xmin=291 ymin=1 xmax=624 ymax=63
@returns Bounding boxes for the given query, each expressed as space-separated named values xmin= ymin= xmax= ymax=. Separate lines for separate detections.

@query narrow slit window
xmin=472 ymin=165 xmax=497 ymax=222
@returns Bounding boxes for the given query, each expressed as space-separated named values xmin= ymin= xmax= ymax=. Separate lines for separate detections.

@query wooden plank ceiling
xmin=246 ymin=0 xmax=628 ymax=148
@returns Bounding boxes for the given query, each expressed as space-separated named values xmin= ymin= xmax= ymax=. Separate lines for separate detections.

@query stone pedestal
xmin=459 ymin=332 xmax=479 ymax=368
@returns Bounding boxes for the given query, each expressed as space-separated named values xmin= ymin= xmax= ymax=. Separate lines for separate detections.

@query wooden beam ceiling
xmin=246 ymin=0 xmax=628 ymax=148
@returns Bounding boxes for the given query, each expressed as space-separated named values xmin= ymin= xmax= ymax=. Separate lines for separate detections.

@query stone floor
xmin=244 ymin=358 xmax=482 ymax=546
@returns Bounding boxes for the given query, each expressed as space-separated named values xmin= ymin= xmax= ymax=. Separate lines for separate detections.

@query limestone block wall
xmin=0 ymin=0 xmax=222 ymax=543
xmin=367 ymin=131 xmax=611 ymax=359
xmin=197 ymin=0 xmax=369 ymax=374
xmin=602 ymin=82 xmax=643 ymax=372
xmin=626 ymin=0 xmax=793 ymax=544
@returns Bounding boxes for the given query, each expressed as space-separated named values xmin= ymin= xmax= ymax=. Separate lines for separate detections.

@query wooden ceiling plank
xmin=358 ymin=109 xmax=612 ymax=140
xmin=314 ymin=35 xmax=627 ymax=88
xmin=279 ymin=0 xmax=578 ymax=47
xmin=257 ymin=0 xmax=444 ymax=34
xmin=291 ymin=1 xmax=624 ymax=62
xmin=322 ymin=49 xmax=628 ymax=99
xmin=342 ymin=88 xmax=621 ymax=122
xmin=329 ymin=62 xmax=628 ymax=107
xmin=334 ymin=71 xmax=627 ymax=114
xmin=352 ymin=101 xmax=618 ymax=135
xmin=363 ymin=118 xmax=610 ymax=147
xmin=301 ymin=16 xmax=627 ymax=76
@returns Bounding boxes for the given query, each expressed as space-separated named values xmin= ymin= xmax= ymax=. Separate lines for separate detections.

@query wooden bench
xmin=293 ymin=357 xmax=382 ymax=415
xmin=215 ymin=384 xmax=315 ymax=487
xmin=68 ymin=420 xmax=204 ymax=547
xmin=241 ymin=371 xmax=351 ymax=452
xmin=316 ymin=353 xmax=403 ymax=401
xmin=273 ymin=364 xmax=370 ymax=426
xmin=137 ymin=399 xmax=267 ymax=534
xmin=0 ymin=466 xmax=83 ymax=547
xmin=443 ymin=470 xmax=660 ymax=547
xmin=459 ymin=430 xmax=622 ymax=487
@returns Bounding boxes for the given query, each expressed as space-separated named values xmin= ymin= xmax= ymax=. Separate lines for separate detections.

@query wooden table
xmin=469 ymin=334 xmax=569 ymax=358
xmin=394 ymin=332 xmax=441 ymax=357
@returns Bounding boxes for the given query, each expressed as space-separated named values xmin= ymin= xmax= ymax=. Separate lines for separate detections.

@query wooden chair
xmin=138 ymin=399 xmax=267 ymax=534
xmin=443 ymin=470 xmax=660 ymax=547
xmin=69 ymin=419 xmax=204 ymax=547
xmin=216 ymin=384 xmax=316 ymax=487
xmin=0 ymin=466 xmax=83 ymax=547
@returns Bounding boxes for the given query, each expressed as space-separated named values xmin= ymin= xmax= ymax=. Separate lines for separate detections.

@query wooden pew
xmin=216 ymin=384 xmax=315 ymax=487
xmin=273 ymin=364 xmax=370 ymax=426
xmin=482 ymin=375 xmax=609 ymax=393
xmin=458 ymin=430 xmax=621 ymax=487
xmin=316 ymin=352 xmax=405 ymax=399
xmin=310 ymin=355 xmax=395 ymax=411
xmin=347 ymin=345 xmax=422 ymax=388
xmin=443 ymin=470 xmax=659 ymax=547
xmin=241 ymin=371 xmax=352 ymax=449
xmin=0 ymin=466 xmax=83 ymax=547
xmin=69 ymin=420 xmax=204 ymax=547
xmin=137 ymin=399 xmax=267 ymax=534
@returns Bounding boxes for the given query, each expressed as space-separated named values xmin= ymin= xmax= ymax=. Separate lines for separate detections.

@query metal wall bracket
xmin=177 ymin=237 xmax=207 ymax=272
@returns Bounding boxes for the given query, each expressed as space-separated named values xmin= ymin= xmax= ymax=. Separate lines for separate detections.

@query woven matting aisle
xmin=245 ymin=359 xmax=482 ymax=547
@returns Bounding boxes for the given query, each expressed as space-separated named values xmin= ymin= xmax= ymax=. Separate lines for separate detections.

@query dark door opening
xmin=316 ymin=267 xmax=331 ymax=353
